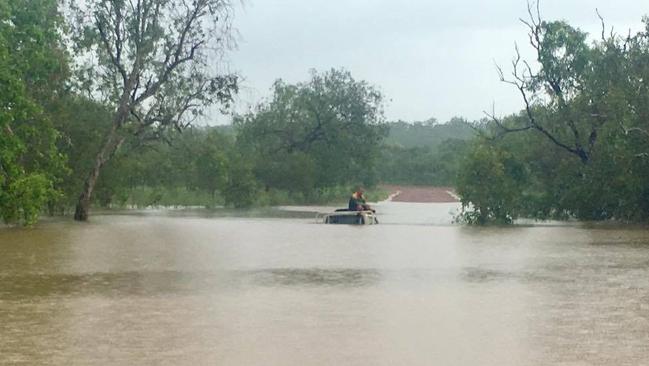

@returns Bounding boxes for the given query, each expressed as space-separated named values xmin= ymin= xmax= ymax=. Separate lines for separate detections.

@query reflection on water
xmin=1 ymin=202 xmax=649 ymax=365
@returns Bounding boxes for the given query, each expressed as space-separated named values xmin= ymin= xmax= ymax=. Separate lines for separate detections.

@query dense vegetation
xmin=48 ymin=69 xmax=397 ymax=215
xmin=378 ymin=118 xmax=474 ymax=186
xmin=3 ymin=0 xmax=649 ymax=226
xmin=4 ymin=0 xmax=464 ymax=226
xmin=67 ymin=0 xmax=238 ymax=220
xmin=456 ymin=15 xmax=649 ymax=224
xmin=0 ymin=0 xmax=69 ymax=224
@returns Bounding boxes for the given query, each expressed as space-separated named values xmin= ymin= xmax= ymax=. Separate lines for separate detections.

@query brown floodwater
xmin=1 ymin=202 xmax=649 ymax=365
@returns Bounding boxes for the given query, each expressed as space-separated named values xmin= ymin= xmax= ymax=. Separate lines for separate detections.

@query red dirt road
xmin=381 ymin=185 xmax=459 ymax=203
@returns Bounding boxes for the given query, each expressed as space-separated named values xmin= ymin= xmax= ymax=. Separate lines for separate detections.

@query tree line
xmin=51 ymin=71 xmax=472 ymax=215
xmin=378 ymin=118 xmax=473 ymax=186
xmin=0 ymin=0 xmax=440 ymax=225
xmin=5 ymin=0 xmax=648 ymax=226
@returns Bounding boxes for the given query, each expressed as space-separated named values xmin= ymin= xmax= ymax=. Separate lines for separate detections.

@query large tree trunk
xmin=74 ymin=160 xmax=102 ymax=221
xmin=74 ymin=127 xmax=125 ymax=221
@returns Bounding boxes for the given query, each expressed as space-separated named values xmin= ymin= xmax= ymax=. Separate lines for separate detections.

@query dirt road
xmin=381 ymin=185 xmax=459 ymax=203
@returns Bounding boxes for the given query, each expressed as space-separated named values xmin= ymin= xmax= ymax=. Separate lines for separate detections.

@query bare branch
xmin=95 ymin=13 xmax=127 ymax=85
xmin=483 ymin=107 xmax=531 ymax=134
xmin=135 ymin=3 xmax=207 ymax=104
xmin=596 ymin=8 xmax=607 ymax=42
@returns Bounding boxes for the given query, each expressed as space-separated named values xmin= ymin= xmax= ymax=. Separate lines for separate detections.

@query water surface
xmin=1 ymin=202 xmax=648 ymax=365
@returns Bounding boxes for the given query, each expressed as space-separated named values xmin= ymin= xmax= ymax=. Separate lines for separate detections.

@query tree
xmin=236 ymin=69 xmax=387 ymax=192
xmin=456 ymin=141 xmax=527 ymax=224
xmin=458 ymin=11 xmax=649 ymax=223
xmin=488 ymin=2 xmax=618 ymax=164
xmin=67 ymin=0 xmax=238 ymax=220
xmin=0 ymin=0 xmax=69 ymax=225
xmin=51 ymin=96 xmax=114 ymax=211
xmin=191 ymin=129 xmax=230 ymax=200
xmin=223 ymin=156 xmax=257 ymax=208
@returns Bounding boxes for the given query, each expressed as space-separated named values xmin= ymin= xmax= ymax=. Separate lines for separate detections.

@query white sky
xmin=221 ymin=0 xmax=648 ymax=123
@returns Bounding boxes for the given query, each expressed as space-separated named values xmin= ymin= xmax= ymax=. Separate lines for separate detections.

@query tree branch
xmin=95 ymin=13 xmax=127 ymax=85
xmin=135 ymin=1 xmax=206 ymax=104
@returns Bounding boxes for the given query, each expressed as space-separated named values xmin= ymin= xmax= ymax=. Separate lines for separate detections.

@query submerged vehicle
xmin=319 ymin=209 xmax=378 ymax=225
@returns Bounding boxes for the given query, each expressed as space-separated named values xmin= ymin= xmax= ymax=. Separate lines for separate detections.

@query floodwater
xmin=1 ymin=202 xmax=649 ymax=365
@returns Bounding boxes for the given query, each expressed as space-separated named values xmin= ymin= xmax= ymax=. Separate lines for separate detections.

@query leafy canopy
xmin=0 ymin=0 xmax=68 ymax=225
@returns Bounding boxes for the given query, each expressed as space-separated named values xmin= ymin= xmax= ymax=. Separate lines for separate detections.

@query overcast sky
xmin=223 ymin=0 xmax=648 ymax=123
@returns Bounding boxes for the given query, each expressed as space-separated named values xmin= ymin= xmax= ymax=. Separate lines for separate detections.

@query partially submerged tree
xmin=456 ymin=142 xmax=527 ymax=224
xmin=67 ymin=0 xmax=238 ymax=220
xmin=487 ymin=1 xmax=623 ymax=164
xmin=458 ymin=3 xmax=649 ymax=223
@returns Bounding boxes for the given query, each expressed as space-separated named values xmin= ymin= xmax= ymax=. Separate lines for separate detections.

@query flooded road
xmin=1 ymin=202 xmax=649 ymax=365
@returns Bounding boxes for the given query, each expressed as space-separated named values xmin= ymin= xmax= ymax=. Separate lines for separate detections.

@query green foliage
xmin=458 ymin=15 xmax=649 ymax=224
xmin=69 ymin=0 xmax=238 ymax=118
xmin=253 ymin=151 xmax=316 ymax=198
xmin=1 ymin=174 xmax=58 ymax=225
xmin=0 ymin=0 xmax=68 ymax=225
xmin=51 ymin=112 xmax=389 ymax=211
xmin=223 ymin=159 xmax=258 ymax=208
xmin=193 ymin=130 xmax=230 ymax=198
xmin=66 ymin=0 xmax=238 ymax=220
xmin=12 ymin=2 xmax=649 ymax=227
xmin=534 ymin=20 xmax=590 ymax=95
xmin=384 ymin=117 xmax=474 ymax=149
xmin=378 ymin=138 xmax=470 ymax=186
xmin=236 ymin=68 xmax=387 ymax=193
xmin=377 ymin=118 xmax=474 ymax=186
xmin=51 ymin=96 xmax=113 ymax=209
xmin=91 ymin=127 xmax=235 ymax=209
xmin=456 ymin=141 xmax=526 ymax=224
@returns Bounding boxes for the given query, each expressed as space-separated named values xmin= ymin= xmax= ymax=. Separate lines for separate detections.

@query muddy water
xmin=1 ymin=202 xmax=649 ymax=365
